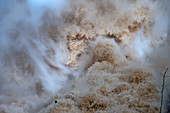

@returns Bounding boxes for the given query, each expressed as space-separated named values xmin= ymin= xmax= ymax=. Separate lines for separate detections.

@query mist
xmin=0 ymin=0 xmax=170 ymax=113
xmin=0 ymin=0 xmax=71 ymax=112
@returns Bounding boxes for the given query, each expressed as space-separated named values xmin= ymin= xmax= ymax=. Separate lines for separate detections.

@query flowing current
xmin=0 ymin=0 xmax=170 ymax=113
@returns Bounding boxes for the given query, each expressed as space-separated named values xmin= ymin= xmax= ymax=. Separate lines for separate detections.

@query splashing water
xmin=0 ymin=0 xmax=170 ymax=113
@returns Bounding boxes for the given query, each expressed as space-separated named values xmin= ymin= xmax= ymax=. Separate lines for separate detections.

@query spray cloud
xmin=0 ymin=0 xmax=170 ymax=113
xmin=0 ymin=0 xmax=71 ymax=112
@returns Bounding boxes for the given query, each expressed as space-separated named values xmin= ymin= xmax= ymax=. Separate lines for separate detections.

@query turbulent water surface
xmin=0 ymin=0 xmax=170 ymax=113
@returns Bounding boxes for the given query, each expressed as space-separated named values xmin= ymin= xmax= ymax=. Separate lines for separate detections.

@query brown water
xmin=0 ymin=0 xmax=169 ymax=113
